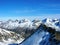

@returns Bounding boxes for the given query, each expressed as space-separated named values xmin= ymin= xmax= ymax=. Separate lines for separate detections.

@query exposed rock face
xmin=55 ymin=32 xmax=60 ymax=41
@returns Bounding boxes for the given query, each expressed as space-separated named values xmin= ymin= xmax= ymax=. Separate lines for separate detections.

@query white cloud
xmin=12 ymin=9 xmax=36 ymax=13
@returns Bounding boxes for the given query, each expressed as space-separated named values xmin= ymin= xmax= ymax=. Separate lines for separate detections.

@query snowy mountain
xmin=0 ymin=18 xmax=59 ymax=31
xmin=42 ymin=18 xmax=60 ymax=32
xmin=19 ymin=24 xmax=50 ymax=45
xmin=0 ymin=19 xmax=42 ymax=32
xmin=0 ymin=19 xmax=42 ymax=45
xmin=19 ymin=24 xmax=60 ymax=45
xmin=0 ymin=28 xmax=24 ymax=45
xmin=0 ymin=18 xmax=60 ymax=33
xmin=0 ymin=18 xmax=60 ymax=45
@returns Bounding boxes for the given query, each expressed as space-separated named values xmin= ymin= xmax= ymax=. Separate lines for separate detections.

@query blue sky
xmin=0 ymin=0 xmax=60 ymax=20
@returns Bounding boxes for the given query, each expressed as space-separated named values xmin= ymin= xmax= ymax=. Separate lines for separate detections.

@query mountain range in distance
xmin=0 ymin=18 xmax=60 ymax=45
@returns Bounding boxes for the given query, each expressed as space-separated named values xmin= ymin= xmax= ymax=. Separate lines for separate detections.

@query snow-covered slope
xmin=0 ymin=28 xmax=24 ymax=45
xmin=19 ymin=23 xmax=60 ymax=45
xmin=0 ymin=19 xmax=42 ymax=45
xmin=19 ymin=24 xmax=49 ymax=45
xmin=42 ymin=18 xmax=60 ymax=32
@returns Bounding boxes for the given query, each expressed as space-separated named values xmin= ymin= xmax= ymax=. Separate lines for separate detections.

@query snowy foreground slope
xmin=0 ymin=18 xmax=60 ymax=45
xmin=19 ymin=24 xmax=60 ymax=45
xmin=0 ymin=28 xmax=24 ymax=45
xmin=19 ymin=24 xmax=50 ymax=45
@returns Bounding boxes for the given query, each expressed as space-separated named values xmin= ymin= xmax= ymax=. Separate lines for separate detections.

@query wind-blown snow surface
xmin=0 ymin=18 xmax=60 ymax=45
xmin=19 ymin=26 xmax=50 ymax=45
